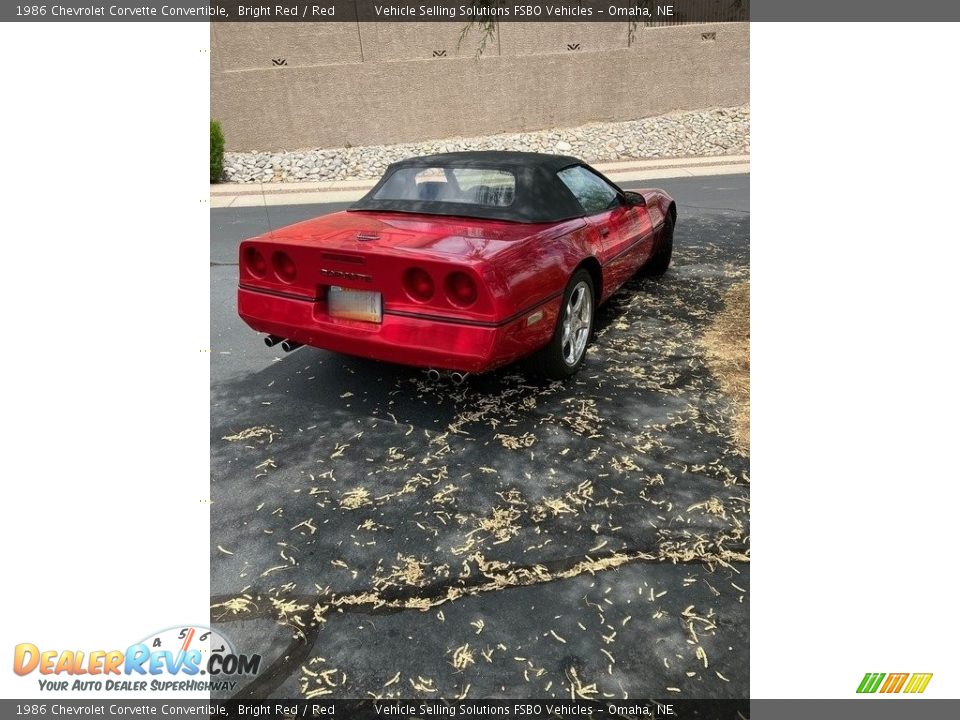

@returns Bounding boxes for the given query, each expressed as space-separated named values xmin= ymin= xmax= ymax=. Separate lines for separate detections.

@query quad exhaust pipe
xmin=264 ymin=334 xmax=283 ymax=348
xmin=280 ymin=339 xmax=302 ymax=352
xmin=425 ymin=369 xmax=470 ymax=385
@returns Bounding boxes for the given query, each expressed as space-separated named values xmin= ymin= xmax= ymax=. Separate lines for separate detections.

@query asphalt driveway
xmin=210 ymin=174 xmax=750 ymax=700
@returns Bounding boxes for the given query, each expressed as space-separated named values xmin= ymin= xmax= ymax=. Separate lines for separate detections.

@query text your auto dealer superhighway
xmin=48 ymin=5 xmax=226 ymax=16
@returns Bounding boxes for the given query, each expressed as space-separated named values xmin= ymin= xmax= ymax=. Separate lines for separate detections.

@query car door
xmin=617 ymin=191 xmax=655 ymax=271
xmin=557 ymin=166 xmax=653 ymax=297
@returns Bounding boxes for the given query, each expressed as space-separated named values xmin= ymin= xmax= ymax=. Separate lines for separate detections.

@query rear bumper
xmin=238 ymin=287 xmax=557 ymax=373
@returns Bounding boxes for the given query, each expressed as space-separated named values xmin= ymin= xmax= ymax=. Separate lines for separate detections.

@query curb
xmin=210 ymin=154 xmax=749 ymax=208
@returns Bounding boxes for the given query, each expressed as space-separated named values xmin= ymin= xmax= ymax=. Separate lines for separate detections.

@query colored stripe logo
xmin=857 ymin=672 xmax=932 ymax=694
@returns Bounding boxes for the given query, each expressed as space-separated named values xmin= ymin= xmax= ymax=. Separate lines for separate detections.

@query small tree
xmin=210 ymin=120 xmax=225 ymax=183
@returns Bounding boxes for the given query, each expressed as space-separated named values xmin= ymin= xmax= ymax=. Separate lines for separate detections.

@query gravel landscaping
xmin=221 ymin=105 xmax=749 ymax=184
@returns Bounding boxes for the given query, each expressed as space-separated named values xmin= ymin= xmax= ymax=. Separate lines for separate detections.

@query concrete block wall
xmin=211 ymin=22 xmax=749 ymax=151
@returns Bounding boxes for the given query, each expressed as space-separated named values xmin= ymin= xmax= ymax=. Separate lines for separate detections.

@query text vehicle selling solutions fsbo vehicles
xmin=237 ymin=152 xmax=676 ymax=378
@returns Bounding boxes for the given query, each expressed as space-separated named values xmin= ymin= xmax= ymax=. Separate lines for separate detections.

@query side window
xmin=557 ymin=166 xmax=621 ymax=215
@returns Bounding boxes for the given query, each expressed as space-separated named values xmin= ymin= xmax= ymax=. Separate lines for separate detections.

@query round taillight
xmin=272 ymin=251 xmax=296 ymax=283
xmin=403 ymin=267 xmax=434 ymax=301
xmin=445 ymin=271 xmax=478 ymax=307
xmin=244 ymin=247 xmax=267 ymax=277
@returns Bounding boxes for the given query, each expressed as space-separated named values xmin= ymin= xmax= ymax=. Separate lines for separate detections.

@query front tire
xmin=537 ymin=270 xmax=595 ymax=379
xmin=644 ymin=214 xmax=674 ymax=276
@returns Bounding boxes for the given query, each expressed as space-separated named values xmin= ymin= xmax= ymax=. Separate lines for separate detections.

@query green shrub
xmin=210 ymin=120 xmax=225 ymax=183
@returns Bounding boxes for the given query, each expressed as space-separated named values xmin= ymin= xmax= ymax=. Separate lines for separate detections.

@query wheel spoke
xmin=571 ymin=288 xmax=584 ymax=315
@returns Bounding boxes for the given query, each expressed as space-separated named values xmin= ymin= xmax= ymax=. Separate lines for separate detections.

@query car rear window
xmin=372 ymin=167 xmax=516 ymax=207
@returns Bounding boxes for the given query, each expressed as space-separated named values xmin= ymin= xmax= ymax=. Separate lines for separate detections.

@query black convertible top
xmin=350 ymin=151 xmax=618 ymax=224
xmin=389 ymin=151 xmax=581 ymax=172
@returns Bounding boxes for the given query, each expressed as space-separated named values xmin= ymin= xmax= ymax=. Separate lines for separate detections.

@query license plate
xmin=328 ymin=286 xmax=382 ymax=323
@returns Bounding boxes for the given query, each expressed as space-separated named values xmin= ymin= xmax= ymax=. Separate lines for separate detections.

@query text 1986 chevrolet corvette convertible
xmin=238 ymin=151 xmax=676 ymax=378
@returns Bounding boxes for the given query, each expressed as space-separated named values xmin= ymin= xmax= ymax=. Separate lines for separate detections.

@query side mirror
xmin=623 ymin=191 xmax=646 ymax=207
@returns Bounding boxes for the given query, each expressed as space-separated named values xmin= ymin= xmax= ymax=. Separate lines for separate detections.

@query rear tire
xmin=537 ymin=270 xmax=595 ymax=379
xmin=644 ymin=214 xmax=674 ymax=276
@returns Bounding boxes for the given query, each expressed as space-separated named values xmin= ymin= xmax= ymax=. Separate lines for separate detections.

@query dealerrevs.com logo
xmin=13 ymin=625 xmax=260 ymax=693
xmin=857 ymin=672 xmax=933 ymax=694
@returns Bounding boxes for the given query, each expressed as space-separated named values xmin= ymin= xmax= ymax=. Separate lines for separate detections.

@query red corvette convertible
xmin=238 ymin=152 xmax=675 ymax=378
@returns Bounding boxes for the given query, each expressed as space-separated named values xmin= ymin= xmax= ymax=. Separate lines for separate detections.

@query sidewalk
xmin=210 ymin=154 xmax=749 ymax=208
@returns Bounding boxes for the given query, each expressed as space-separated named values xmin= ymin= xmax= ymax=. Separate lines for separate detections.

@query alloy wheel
xmin=561 ymin=281 xmax=593 ymax=366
